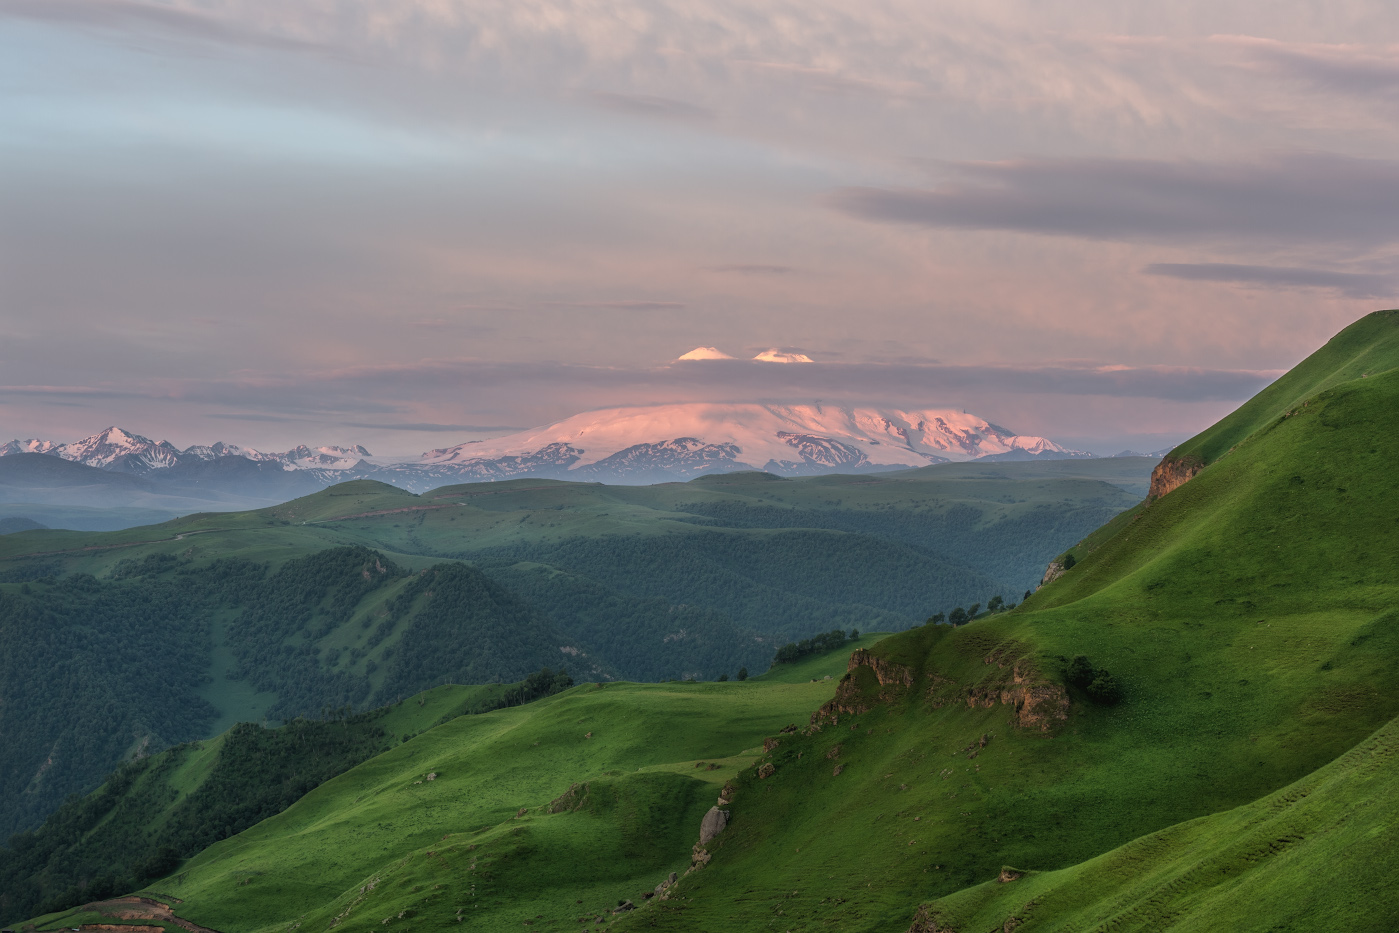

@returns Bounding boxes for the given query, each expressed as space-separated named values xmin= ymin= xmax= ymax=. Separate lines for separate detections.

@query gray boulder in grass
xmin=699 ymin=806 xmax=730 ymax=845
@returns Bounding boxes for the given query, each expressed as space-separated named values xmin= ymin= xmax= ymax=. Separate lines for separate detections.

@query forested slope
xmin=0 ymin=461 xmax=1146 ymax=841
xmin=0 ymin=679 xmax=569 ymax=921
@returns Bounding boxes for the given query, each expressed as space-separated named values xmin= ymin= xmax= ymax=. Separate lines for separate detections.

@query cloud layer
xmin=832 ymin=153 xmax=1399 ymax=244
xmin=3 ymin=1 xmax=1399 ymax=454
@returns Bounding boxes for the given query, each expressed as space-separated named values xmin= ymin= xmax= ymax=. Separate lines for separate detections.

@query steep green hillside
xmin=23 ymin=669 xmax=873 ymax=933
xmin=918 ymin=709 xmax=1399 ymax=931
xmin=1174 ymin=307 xmax=1399 ymax=465
xmin=619 ymin=324 xmax=1399 ymax=929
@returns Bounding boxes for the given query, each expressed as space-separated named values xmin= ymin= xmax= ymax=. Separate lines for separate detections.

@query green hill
xmin=0 ymin=464 xmax=1144 ymax=840
xmin=0 ymin=682 xmax=512 ymax=919
xmin=625 ymin=310 xmax=1399 ymax=930
xmin=1173 ymin=307 xmax=1399 ymax=466
xmin=12 ymin=636 xmax=889 ymax=931
xmin=917 ymin=709 xmax=1399 ymax=931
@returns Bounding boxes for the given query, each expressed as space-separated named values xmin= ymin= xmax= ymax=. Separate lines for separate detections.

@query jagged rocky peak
xmin=57 ymin=427 xmax=182 ymax=470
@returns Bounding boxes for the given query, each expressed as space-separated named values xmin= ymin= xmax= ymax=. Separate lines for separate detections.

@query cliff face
xmin=1149 ymin=455 xmax=1204 ymax=500
xmin=811 ymin=648 xmax=915 ymax=725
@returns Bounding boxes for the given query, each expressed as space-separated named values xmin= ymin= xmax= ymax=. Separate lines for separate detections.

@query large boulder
xmin=699 ymin=806 xmax=730 ymax=845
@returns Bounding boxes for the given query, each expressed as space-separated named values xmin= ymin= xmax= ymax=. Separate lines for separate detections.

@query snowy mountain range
xmin=0 ymin=404 xmax=1092 ymax=492
xmin=0 ymin=427 xmax=372 ymax=475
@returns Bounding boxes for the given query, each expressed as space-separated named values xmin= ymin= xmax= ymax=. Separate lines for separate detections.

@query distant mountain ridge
xmin=0 ymin=427 xmax=371 ymax=476
xmin=2 ymin=404 xmax=1092 ymax=491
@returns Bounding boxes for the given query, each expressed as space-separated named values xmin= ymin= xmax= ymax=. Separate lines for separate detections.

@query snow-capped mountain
xmin=0 ymin=406 xmax=1088 ymax=491
xmin=280 ymin=444 xmax=373 ymax=470
xmin=52 ymin=427 xmax=185 ymax=472
xmin=0 ymin=439 xmax=58 ymax=456
xmin=0 ymin=427 xmax=374 ymax=475
xmin=417 ymin=403 xmax=1088 ymax=484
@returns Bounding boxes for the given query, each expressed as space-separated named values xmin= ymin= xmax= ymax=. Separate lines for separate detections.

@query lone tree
xmin=987 ymin=595 xmax=1005 ymax=613
xmin=948 ymin=607 xmax=968 ymax=625
xmin=737 ymin=667 xmax=748 ymax=681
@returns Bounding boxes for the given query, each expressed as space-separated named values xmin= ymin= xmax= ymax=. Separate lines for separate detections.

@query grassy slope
xmin=121 ymin=677 xmax=851 ymax=933
xmin=925 ymin=710 xmax=1399 ymax=932
xmin=0 ymin=685 xmax=507 ymax=924
xmin=1174 ymin=308 xmax=1399 ymax=465
xmin=618 ymin=321 xmax=1399 ymax=931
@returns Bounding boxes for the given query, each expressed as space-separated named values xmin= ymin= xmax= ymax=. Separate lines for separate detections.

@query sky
xmin=3 ymin=0 xmax=1398 ymax=457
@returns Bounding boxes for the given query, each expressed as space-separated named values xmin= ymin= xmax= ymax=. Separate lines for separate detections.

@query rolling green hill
xmin=626 ymin=310 xmax=1399 ymax=931
xmin=0 ymin=679 xmax=570 ymax=921
xmin=11 ymin=634 xmax=889 ymax=931
xmin=0 ymin=462 xmax=1144 ymax=840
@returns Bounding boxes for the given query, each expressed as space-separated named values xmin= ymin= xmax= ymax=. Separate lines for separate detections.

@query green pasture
xmin=143 ymin=678 xmax=842 ymax=933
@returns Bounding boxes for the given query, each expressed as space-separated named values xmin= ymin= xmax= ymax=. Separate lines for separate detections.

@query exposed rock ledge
xmin=811 ymin=645 xmax=1067 ymax=733
xmin=1148 ymin=455 xmax=1204 ymax=500
xmin=810 ymin=649 xmax=915 ymax=725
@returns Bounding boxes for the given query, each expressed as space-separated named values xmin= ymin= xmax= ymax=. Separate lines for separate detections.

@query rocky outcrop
xmin=905 ymin=906 xmax=951 ymax=933
xmin=547 ymin=782 xmax=588 ymax=813
xmin=922 ymin=643 xmax=1068 ymax=732
xmin=699 ymin=806 xmax=730 ymax=844
xmin=982 ymin=663 xmax=1068 ymax=732
xmin=847 ymin=648 xmax=916 ymax=686
xmin=1040 ymin=560 xmax=1066 ymax=586
xmin=1148 ymin=455 xmax=1204 ymax=500
xmin=812 ymin=643 xmax=1065 ymax=731
xmin=811 ymin=649 xmax=916 ymax=725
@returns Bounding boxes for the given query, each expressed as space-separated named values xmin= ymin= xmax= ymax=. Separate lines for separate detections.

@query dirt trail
xmin=82 ymin=897 xmax=223 ymax=933
xmin=309 ymin=504 xmax=457 ymax=523
xmin=435 ymin=484 xmax=573 ymax=498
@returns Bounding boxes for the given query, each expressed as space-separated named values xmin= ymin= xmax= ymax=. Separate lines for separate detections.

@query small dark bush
xmin=1067 ymin=655 xmax=1122 ymax=705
